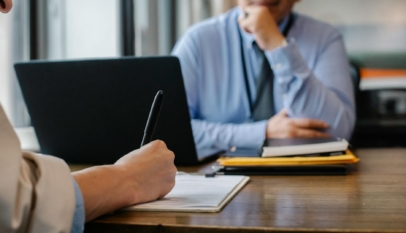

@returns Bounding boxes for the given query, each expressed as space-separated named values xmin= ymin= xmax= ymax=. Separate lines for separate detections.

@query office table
xmin=81 ymin=148 xmax=406 ymax=233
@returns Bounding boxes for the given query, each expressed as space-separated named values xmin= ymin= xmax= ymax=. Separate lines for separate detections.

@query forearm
xmin=72 ymin=164 xmax=134 ymax=222
xmin=192 ymin=119 xmax=268 ymax=151
xmin=286 ymin=75 xmax=355 ymax=138
xmin=267 ymin=41 xmax=355 ymax=139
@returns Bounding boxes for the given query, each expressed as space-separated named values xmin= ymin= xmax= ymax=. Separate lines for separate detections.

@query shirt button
xmin=275 ymin=63 xmax=282 ymax=69
xmin=282 ymin=94 xmax=287 ymax=99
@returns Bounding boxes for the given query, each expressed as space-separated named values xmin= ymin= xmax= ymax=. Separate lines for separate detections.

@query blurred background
xmin=1 ymin=0 xmax=406 ymax=146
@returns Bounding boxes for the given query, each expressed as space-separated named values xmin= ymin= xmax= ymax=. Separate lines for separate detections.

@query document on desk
xmin=124 ymin=174 xmax=250 ymax=213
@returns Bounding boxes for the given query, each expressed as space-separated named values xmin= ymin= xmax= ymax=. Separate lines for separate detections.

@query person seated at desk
xmin=172 ymin=0 xmax=356 ymax=153
xmin=0 ymin=1 xmax=177 ymax=232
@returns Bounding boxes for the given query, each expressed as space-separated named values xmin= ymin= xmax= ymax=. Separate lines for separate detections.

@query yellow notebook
xmin=217 ymin=150 xmax=359 ymax=167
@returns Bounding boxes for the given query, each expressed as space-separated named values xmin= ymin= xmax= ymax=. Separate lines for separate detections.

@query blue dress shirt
xmin=71 ymin=179 xmax=85 ymax=233
xmin=172 ymin=7 xmax=355 ymax=153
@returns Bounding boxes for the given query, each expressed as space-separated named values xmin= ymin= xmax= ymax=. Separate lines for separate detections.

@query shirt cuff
xmin=265 ymin=40 xmax=312 ymax=93
xmin=71 ymin=178 xmax=85 ymax=233
xmin=232 ymin=120 xmax=268 ymax=148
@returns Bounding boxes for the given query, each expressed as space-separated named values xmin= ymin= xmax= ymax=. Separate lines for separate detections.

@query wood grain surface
xmin=81 ymin=148 xmax=406 ymax=233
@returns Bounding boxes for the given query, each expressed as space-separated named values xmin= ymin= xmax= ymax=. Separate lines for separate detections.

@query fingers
xmin=238 ymin=14 xmax=253 ymax=33
xmin=274 ymin=109 xmax=328 ymax=129
xmin=293 ymin=128 xmax=331 ymax=138
xmin=145 ymin=139 xmax=168 ymax=150
xmin=238 ymin=5 xmax=267 ymax=33
xmin=267 ymin=109 xmax=331 ymax=139
xmin=292 ymin=118 xmax=329 ymax=129
xmin=276 ymin=109 xmax=289 ymax=117
xmin=159 ymin=167 xmax=177 ymax=198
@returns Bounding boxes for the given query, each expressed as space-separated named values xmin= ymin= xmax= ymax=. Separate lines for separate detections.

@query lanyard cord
xmin=238 ymin=13 xmax=295 ymax=118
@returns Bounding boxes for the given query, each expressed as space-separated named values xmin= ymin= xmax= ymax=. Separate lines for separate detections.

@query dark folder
xmin=216 ymin=165 xmax=349 ymax=176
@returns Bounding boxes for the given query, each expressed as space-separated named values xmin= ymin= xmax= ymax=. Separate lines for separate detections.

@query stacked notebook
xmin=217 ymin=138 xmax=359 ymax=175
xmin=262 ymin=138 xmax=349 ymax=157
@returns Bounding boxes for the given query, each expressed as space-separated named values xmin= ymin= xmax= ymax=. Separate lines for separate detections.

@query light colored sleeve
xmin=172 ymin=30 xmax=268 ymax=151
xmin=266 ymin=33 xmax=355 ymax=140
xmin=191 ymin=119 xmax=268 ymax=151
xmin=0 ymin=105 xmax=76 ymax=233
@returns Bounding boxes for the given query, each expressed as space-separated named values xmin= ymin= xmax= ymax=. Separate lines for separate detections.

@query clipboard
xmin=216 ymin=150 xmax=358 ymax=176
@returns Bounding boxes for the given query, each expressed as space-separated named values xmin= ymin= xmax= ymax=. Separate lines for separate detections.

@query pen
xmin=140 ymin=90 xmax=164 ymax=147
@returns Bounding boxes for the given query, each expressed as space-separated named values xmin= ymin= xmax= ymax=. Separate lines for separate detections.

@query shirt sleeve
xmin=172 ymin=30 xmax=268 ymax=151
xmin=70 ymin=179 xmax=85 ymax=233
xmin=266 ymin=34 xmax=356 ymax=140
xmin=191 ymin=119 xmax=268 ymax=151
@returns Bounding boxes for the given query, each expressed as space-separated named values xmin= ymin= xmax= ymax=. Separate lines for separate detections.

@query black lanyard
xmin=238 ymin=14 xmax=295 ymax=118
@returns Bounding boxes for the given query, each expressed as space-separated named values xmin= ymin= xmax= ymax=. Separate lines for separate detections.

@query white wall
xmin=294 ymin=0 xmax=406 ymax=53
xmin=45 ymin=0 xmax=120 ymax=60
xmin=294 ymin=0 xmax=406 ymax=26
xmin=64 ymin=0 xmax=120 ymax=59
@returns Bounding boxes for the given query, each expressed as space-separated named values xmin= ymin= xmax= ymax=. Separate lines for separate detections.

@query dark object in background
xmin=216 ymin=165 xmax=349 ymax=176
xmin=350 ymin=62 xmax=406 ymax=148
xmin=353 ymin=89 xmax=406 ymax=147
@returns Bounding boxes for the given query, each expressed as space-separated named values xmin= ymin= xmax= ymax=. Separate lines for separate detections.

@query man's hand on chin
xmin=238 ymin=5 xmax=285 ymax=51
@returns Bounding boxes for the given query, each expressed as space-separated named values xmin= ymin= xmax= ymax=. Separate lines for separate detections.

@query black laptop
xmin=15 ymin=56 xmax=219 ymax=165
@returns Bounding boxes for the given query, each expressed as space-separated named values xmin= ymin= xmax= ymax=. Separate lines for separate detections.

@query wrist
xmin=265 ymin=120 xmax=272 ymax=138
xmin=266 ymin=128 xmax=272 ymax=139
xmin=112 ymin=164 xmax=140 ymax=206
xmin=265 ymin=34 xmax=286 ymax=51
xmin=72 ymin=164 xmax=134 ymax=221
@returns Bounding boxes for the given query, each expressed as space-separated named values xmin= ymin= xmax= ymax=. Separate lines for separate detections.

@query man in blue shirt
xmin=172 ymin=0 xmax=355 ymax=153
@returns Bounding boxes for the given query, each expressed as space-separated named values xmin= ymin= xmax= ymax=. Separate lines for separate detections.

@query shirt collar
xmin=238 ymin=7 xmax=291 ymax=49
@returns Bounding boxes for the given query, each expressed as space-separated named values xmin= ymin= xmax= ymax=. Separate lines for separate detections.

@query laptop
xmin=14 ymin=56 xmax=219 ymax=165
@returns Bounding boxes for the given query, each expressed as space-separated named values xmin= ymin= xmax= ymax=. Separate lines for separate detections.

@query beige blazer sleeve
xmin=0 ymin=105 xmax=76 ymax=233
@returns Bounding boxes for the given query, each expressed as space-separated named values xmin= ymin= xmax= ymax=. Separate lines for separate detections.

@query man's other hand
xmin=266 ymin=109 xmax=331 ymax=138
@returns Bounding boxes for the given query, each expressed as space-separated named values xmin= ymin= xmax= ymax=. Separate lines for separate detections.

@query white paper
xmin=124 ymin=174 xmax=249 ymax=212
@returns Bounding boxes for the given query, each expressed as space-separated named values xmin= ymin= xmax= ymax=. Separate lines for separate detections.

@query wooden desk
xmin=84 ymin=148 xmax=406 ymax=233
